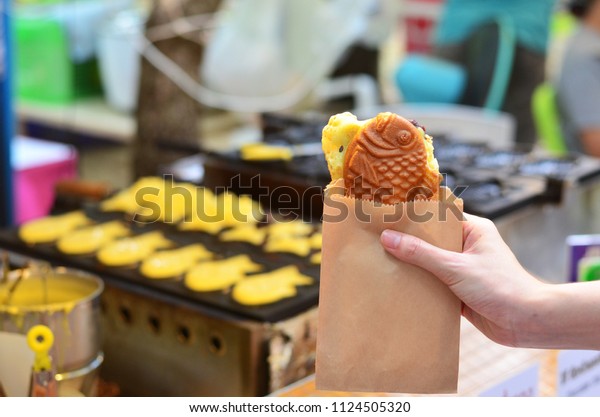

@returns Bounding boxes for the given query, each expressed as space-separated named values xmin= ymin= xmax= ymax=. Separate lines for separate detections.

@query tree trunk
xmin=133 ymin=0 xmax=222 ymax=177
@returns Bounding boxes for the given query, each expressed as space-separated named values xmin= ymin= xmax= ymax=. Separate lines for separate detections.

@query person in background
xmin=434 ymin=0 xmax=557 ymax=146
xmin=556 ymin=0 xmax=600 ymax=157
xmin=380 ymin=214 xmax=600 ymax=350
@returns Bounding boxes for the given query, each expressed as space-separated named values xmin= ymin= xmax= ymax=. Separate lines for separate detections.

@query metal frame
xmin=0 ymin=0 xmax=13 ymax=227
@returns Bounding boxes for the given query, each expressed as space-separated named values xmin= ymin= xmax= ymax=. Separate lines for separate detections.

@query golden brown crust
xmin=343 ymin=113 xmax=441 ymax=204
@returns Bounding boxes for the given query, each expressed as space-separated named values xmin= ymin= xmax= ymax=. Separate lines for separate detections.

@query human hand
xmin=380 ymin=213 xmax=544 ymax=347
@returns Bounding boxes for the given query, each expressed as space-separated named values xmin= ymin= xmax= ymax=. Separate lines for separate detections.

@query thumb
xmin=380 ymin=229 xmax=459 ymax=284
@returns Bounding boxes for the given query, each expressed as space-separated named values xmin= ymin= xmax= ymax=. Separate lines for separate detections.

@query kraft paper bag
xmin=316 ymin=180 xmax=463 ymax=394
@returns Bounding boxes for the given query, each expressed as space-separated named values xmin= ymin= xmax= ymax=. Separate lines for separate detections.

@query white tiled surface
xmin=456 ymin=318 xmax=551 ymax=396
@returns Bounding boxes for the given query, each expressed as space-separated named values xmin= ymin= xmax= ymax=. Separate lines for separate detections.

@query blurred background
xmin=3 ymin=0 xmax=579 ymax=198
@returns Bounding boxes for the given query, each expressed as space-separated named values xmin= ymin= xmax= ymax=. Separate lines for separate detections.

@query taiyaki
xmin=322 ymin=112 xmax=366 ymax=181
xmin=140 ymin=244 xmax=213 ymax=279
xmin=57 ymin=221 xmax=130 ymax=255
xmin=184 ymin=255 xmax=263 ymax=292
xmin=231 ymin=266 xmax=312 ymax=306
xmin=19 ymin=211 xmax=91 ymax=244
xmin=219 ymin=224 xmax=267 ymax=245
xmin=97 ymin=231 xmax=173 ymax=267
xmin=267 ymin=220 xmax=314 ymax=239
xmin=323 ymin=112 xmax=441 ymax=204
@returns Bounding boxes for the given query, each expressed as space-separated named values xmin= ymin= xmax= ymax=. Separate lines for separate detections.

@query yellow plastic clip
xmin=27 ymin=325 xmax=54 ymax=372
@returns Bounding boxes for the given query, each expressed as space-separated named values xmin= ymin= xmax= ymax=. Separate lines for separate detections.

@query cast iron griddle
xmin=441 ymin=170 xmax=546 ymax=219
xmin=0 ymin=207 xmax=321 ymax=323
xmin=435 ymin=137 xmax=600 ymax=204
xmin=473 ymin=152 xmax=600 ymax=203
xmin=517 ymin=155 xmax=600 ymax=202
xmin=199 ymin=151 xmax=328 ymax=222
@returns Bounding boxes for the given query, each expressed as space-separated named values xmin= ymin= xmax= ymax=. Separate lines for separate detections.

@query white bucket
xmin=97 ymin=9 xmax=146 ymax=113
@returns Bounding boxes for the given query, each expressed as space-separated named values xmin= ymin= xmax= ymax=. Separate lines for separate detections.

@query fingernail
xmin=381 ymin=230 xmax=401 ymax=249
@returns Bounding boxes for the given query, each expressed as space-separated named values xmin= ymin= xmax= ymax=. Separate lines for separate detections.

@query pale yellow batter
xmin=56 ymin=221 xmax=130 ymax=255
xmin=97 ymin=231 xmax=172 ymax=267
xmin=140 ymin=244 xmax=214 ymax=279
xmin=231 ymin=266 xmax=313 ymax=306
xmin=19 ymin=211 xmax=91 ymax=244
xmin=184 ymin=255 xmax=263 ymax=292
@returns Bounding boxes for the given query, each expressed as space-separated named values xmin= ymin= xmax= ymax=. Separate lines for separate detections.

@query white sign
xmin=479 ymin=364 xmax=539 ymax=397
xmin=557 ymin=350 xmax=600 ymax=397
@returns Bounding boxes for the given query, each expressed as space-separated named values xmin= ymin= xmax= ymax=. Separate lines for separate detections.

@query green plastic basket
xmin=15 ymin=16 xmax=102 ymax=104
xmin=532 ymin=82 xmax=568 ymax=156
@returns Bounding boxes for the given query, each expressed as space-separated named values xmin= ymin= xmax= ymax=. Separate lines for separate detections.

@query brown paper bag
xmin=316 ymin=180 xmax=463 ymax=394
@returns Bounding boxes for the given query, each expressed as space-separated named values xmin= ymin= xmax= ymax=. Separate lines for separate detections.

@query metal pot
xmin=0 ymin=267 xmax=103 ymax=395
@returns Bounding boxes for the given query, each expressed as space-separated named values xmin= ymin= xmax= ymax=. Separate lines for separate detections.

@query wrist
xmin=511 ymin=279 xmax=557 ymax=348
xmin=511 ymin=280 xmax=600 ymax=350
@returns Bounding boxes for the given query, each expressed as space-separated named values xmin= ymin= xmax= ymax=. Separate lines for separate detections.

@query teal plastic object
xmin=532 ymin=82 xmax=568 ymax=155
xmin=483 ymin=14 xmax=516 ymax=111
xmin=395 ymin=54 xmax=466 ymax=104
xmin=428 ymin=14 xmax=516 ymax=111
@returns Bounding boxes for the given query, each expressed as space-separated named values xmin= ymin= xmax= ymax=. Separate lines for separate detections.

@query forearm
xmin=518 ymin=281 xmax=600 ymax=350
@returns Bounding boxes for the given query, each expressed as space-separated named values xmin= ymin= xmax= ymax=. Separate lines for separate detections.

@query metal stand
xmin=0 ymin=0 xmax=13 ymax=227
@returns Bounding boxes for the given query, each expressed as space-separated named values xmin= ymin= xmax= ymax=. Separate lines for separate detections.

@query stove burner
xmin=441 ymin=168 xmax=498 ymax=189
xmin=475 ymin=151 xmax=528 ymax=169
xmin=519 ymin=159 xmax=577 ymax=178
xmin=434 ymin=142 xmax=487 ymax=163
xmin=270 ymin=125 xmax=323 ymax=145
xmin=286 ymin=155 xmax=330 ymax=179
xmin=262 ymin=113 xmax=326 ymax=146
xmin=460 ymin=181 xmax=503 ymax=202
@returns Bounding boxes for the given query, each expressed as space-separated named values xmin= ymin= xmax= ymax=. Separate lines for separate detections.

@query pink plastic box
xmin=12 ymin=137 xmax=78 ymax=224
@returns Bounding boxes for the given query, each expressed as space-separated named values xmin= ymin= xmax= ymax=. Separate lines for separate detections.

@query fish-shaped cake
xmin=344 ymin=112 xmax=441 ymax=204
xmin=323 ymin=112 xmax=441 ymax=205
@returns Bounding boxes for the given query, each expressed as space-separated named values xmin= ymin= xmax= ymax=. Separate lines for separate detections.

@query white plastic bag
xmin=201 ymin=0 xmax=372 ymax=98
xmin=141 ymin=0 xmax=395 ymax=111
xmin=201 ymin=0 xmax=291 ymax=97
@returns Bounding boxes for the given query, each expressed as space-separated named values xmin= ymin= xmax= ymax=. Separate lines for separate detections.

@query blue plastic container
xmin=395 ymin=54 xmax=466 ymax=104
xmin=1 ymin=0 xmax=14 ymax=226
